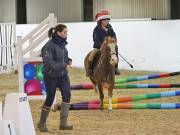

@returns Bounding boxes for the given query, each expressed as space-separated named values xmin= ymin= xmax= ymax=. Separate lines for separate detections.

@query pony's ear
xmin=111 ymin=37 xmax=116 ymax=43
xmin=103 ymin=37 xmax=108 ymax=44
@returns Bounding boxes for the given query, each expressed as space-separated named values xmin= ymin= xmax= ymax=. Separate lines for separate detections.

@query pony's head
xmin=100 ymin=37 xmax=118 ymax=66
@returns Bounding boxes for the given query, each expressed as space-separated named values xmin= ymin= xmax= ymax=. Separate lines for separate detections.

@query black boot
xmin=38 ymin=107 xmax=50 ymax=132
xmin=86 ymin=61 xmax=93 ymax=77
xmin=59 ymin=102 xmax=73 ymax=130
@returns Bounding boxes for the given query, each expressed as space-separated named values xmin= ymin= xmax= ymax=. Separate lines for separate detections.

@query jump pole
xmin=71 ymin=83 xmax=180 ymax=90
xmin=115 ymin=71 xmax=180 ymax=84
xmin=57 ymin=90 xmax=180 ymax=110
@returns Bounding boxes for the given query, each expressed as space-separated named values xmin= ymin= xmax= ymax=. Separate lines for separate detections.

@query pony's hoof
xmin=108 ymin=109 xmax=113 ymax=113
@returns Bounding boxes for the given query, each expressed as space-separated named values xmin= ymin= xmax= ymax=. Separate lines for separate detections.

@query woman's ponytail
xmin=48 ymin=27 xmax=55 ymax=38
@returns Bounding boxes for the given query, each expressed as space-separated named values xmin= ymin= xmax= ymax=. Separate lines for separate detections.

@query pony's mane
xmin=100 ymin=37 xmax=116 ymax=51
xmin=104 ymin=37 xmax=116 ymax=44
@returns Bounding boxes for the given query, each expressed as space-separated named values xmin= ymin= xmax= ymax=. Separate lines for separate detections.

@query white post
xmin=0 ymin=101 xmax=2 ymax=120
xmin=29 ymin=38 xmax=33 ymax=57
xmin=13 ymin=23 xmax=17 ymax=71
xmin=17 ymin=36 xmax=24 ymax=93
xmin=49 ymin=13 xmax=57 ymax=28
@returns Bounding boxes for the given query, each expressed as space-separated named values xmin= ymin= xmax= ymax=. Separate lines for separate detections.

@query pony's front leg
xmin=98 ymin=83 xmax=104 ymax=110
xmin=108 ymin=85 xmax=113 ymax=112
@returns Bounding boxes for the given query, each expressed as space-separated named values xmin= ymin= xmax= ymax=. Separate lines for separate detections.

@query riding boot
xmin=86 ymin=48 xmax=99 ymax=77
xmin=38 ymin=106 xmax=50 ymax=132
xmin=59 ymin=102 xmax=73 ymax=130
xmin=86 ymin=60 xmax=93 ymax=77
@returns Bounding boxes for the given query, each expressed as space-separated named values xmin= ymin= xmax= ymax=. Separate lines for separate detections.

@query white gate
xmin=0 ymin=23 xmax=16 ymax=74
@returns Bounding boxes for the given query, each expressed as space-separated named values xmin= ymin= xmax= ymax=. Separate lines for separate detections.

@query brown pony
xmin=84 ymin=37 xmax=118 ymax=111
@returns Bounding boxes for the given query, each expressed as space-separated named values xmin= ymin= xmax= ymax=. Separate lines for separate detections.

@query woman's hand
xmin=67 ymin=58 xmax=72 ymax=68
xmin=68 ymin=58 xmax=72 ymax=64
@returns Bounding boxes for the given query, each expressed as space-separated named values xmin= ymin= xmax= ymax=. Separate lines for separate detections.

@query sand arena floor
xmin=0 ymin=68 xmax=180 ymax=135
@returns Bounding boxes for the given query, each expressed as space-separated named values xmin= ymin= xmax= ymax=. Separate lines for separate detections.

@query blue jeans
xmin=43 ymin=74 xmax=71 ymax=107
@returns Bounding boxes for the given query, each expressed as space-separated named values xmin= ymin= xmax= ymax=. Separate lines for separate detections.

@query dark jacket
xmin=41 ymin=34 xmax=69 ymax=78
xmin=93 ymin=24 xmax=116 ymax=49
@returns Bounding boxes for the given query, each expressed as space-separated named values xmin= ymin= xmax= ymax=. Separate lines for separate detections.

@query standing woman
xmin=86 ymin=10 xmax=120 ymax=76
xmin=38 ymin=24 xmax=73 ymax=132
